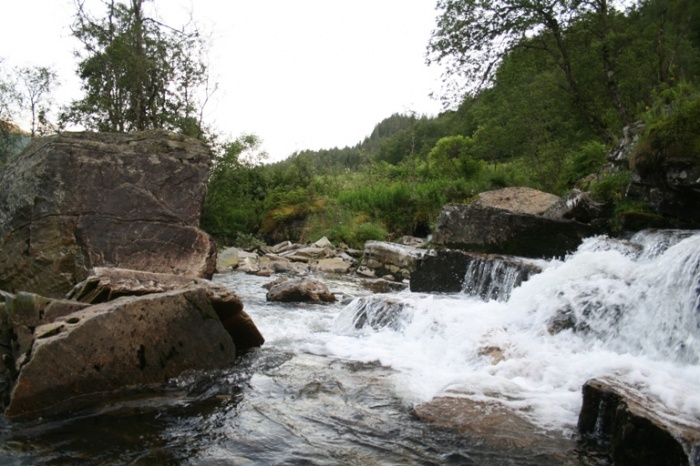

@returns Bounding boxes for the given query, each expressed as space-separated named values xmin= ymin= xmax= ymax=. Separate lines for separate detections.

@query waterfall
xmin=330 ymin=229 xmax=700 ymax=433
xmin=460 ymin=255 xmax=542 ymax=301
xmin=335 ymin=295 xmax=411 ymax=332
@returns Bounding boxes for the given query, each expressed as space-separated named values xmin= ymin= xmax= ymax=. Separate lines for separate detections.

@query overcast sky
xmin=0 ymin=0 xmax=445 ymax=161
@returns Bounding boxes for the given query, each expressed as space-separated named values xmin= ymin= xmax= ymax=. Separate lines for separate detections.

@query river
xmin=0 ymin=229 xmax=698 ymax=464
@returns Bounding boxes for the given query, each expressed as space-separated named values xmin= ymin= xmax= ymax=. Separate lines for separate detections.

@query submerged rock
xmin=578 ymin=377 xmax=700 ymax=466
xmin=415 ymin=397 xmax=576 ymax=456
xmin=0 ymin=130 xmax=216 ymax=297
xmin=5 ymin=286 xmax=238 ymax=419
xmin=341 ymin=296 xmax=409 ymax=331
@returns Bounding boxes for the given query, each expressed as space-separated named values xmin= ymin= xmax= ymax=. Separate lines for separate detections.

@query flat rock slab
xmin=67 ymin=267 xmax=265 ymax=353
xmin=471 ymin=187 xmax=561 ymax=215
xmin=415 ymin=397 xmax=576 ymax=457
xmin=432 ymin=203 xmax=596 ymax=259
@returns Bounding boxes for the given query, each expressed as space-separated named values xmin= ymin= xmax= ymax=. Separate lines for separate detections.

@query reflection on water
xmin=0 ymin=347 xmax=590 ymax=465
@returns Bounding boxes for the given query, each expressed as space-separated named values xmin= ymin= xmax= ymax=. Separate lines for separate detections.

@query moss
xmin=611 ymin=201 xmax=666 ymax=232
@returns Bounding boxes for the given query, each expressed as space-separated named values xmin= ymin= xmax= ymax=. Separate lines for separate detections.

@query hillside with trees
xmin=202 ymin=0 xmax=700 ymax=247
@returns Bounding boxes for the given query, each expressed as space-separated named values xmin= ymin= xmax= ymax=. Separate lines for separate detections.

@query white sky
xmin=0 ymin=0 xmax=445 ymax=162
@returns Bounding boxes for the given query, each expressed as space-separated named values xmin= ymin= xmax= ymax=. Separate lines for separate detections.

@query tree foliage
xmin=62 ymin=0 xmax=211 ymax=138
xmin=17 ymin=66 xmax=58 ymax=136
xmin=201 ymin=135 xmax=270 ymax=244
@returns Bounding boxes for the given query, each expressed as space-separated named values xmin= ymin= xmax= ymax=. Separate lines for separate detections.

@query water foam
xmin=324 ymin=230 xmax=700 ymax=432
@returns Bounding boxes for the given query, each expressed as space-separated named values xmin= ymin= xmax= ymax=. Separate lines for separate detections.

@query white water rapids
xmin=252 ymin=229 xmax=700 ymax=435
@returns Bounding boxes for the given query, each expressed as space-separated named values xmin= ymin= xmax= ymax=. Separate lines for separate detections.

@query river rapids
xmin=0 ymin=229 xmax=698 ymax=465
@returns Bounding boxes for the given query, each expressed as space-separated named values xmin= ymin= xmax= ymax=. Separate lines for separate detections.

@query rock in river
xmin=266 ymin=278 xmax=336 ymax=304
xmin=432 ymin=188 xmax=597 ymax=259
xmin=5 ymin=286 xmax=240 ymax=419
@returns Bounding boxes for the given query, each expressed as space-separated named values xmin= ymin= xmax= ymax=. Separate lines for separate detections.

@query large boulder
xmin=5 ymin=286 xmax=239 ymax=419
xmin=578 ymin=377 xmax=700 ymax=466
xmin=0 ymin=130 xmax=216 ymax=298
xmin=432 ymin=188 xmax=597 ymax=259
xmin=410 ymin=249 xmax=542 ymax=301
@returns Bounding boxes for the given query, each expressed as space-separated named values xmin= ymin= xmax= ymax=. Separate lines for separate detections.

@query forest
xmin=2 ymin=0 xmax=700 ymax=249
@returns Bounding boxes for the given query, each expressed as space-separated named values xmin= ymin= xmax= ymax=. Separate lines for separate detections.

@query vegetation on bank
xmin=202 ymin=0 xmax=700 ymax=248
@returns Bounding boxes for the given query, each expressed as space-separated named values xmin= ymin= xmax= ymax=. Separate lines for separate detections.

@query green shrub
xmin=631 ymin=83 xmax=700 ymax=175
xmin=561 ymin=141 xmax=609 ymax=188
xmin=590 ymin=171 xmax=632 ymax=204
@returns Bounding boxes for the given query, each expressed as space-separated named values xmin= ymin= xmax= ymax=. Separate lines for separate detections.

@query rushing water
xmin=0 ymin=229 xmax=699 ymax=464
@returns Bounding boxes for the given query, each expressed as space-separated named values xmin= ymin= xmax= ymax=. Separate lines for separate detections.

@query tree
xmin=201 ymin=134 xmax=269 ymax=242
xmin=427 ymin=135 xmax=480 ymax=179
xmin=427 ymin=0 xmax=630 ymax=140
xmin=17 ymin=66 xmax=58 ymax=136
xmin=62 ymin=0 xmax=212 ymax=138
xmin=0 ymin=59 xmax=21 ymax=164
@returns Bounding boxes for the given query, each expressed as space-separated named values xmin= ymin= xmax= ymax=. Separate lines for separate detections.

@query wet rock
xmin=342 ymin=296 xmax=408 ymax=331
xmin=263 ymin=277 xmax=288 ymax=290
xmin=415 ymin=397 xmax=576 ymax=455
xmin=578 ymin=377 xmax=700 ymax=466
xmin=0 ymin=131 xmax=216 ymax=298
xmin=411 ymin=249 xmax=542 ymax=300
xmin=67 ymin=268 xmax=264 ymax=353
xmin=363 ymin=278 xmax=408 ymax=294
xmin=432 ymin=202 xmax=596 ymax=259
xmin=5 ymin=286 xmax=238 ymax=419
xmin=544 ymin=190 xmax=607 ymax=224
xmin=477 ymin=345 xmax=505 ymax=365
xmin=266 ymin=278 xmax=336 ymax=304
xmin=359 ymin=241 xmax=426 ymax=281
